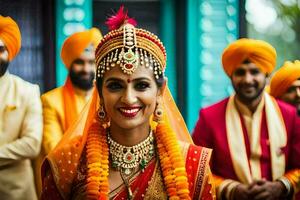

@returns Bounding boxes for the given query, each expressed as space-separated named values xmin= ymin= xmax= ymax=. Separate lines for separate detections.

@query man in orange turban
xmin=0 ymin=16 xmax=42 ymax=200
xmin=270 ymin=60 xmax=300 ymax=115
xmin=34 ymin=28 xmax=102 ymax=195
xmin=42 ymin=27 xmax=102 ymax=153
xmin=192 ymin=38 xmax=300 ymax=199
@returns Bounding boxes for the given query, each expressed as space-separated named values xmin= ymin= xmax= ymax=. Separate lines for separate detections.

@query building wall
xmin=0 ymin=0 xmax=55 ymax=92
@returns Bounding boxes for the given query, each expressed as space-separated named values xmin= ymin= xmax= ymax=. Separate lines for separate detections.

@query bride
xmin=41 ymin=7 xmax=215 ymax=200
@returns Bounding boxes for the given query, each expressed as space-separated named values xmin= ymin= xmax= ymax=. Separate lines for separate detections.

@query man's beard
xmin=233 ymin=82 xmax=266 ymax=105
xmin=0 ymin=60 xmax=9 ymax=77
xmin=295 ymin=103 xmax=300 ymax=116
xmin=292 ymin=101 xmax=300 ymax=116
xmin=285 ymin=98 xmax=300 ymax=116
xmin=69 ymin=69 xmax=95 ymax=91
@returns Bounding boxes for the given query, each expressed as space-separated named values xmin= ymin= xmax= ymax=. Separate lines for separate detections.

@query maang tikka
xmin=120 ymin=24 xmax=138 ymax=75
xmin=96 ymin=23 xmax=165 ymax=79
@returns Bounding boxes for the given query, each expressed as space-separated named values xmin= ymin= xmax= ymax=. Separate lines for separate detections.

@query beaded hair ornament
xmin=95 ymin=6 xmax=166 ymax=79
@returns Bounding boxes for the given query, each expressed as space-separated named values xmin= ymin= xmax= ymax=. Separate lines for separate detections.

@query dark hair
xmin=241 ymin=59 xmax=270 ymax=77
xmin=155 ymin=73 xmax=165 ymax=88
xmin=242 ymin=59 xmax=251 ymax=64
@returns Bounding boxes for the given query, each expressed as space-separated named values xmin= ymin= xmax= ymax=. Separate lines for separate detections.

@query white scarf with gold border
xmin=225 ymin=92 xmax=287 ymax=184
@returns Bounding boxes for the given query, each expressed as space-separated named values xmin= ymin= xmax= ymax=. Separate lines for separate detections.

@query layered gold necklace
xmin=107 ymin=131 xmax=155 ymax=176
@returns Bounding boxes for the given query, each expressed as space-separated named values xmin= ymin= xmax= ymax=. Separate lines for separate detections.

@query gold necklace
xmin=107 ymin=131 xmax=155 ymax=176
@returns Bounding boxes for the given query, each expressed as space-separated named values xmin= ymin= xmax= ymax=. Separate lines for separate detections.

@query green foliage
xmin=270 ymin=0 xmax=300 ymax=41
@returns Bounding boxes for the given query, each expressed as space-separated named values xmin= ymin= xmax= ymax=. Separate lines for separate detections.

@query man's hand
xmin=248 ymin=179 xmax=286 ymax=200
xmin=232 ymin=183 xmax=251 ymax=200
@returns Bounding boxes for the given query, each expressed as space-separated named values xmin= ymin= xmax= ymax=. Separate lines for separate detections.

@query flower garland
xmin=86 ymin=121 xmax=109 ymax=200
xmin=85 ymin=118 xmax=191 ymax=200
xmin=155 ymin=120 xmax=191 ymax=200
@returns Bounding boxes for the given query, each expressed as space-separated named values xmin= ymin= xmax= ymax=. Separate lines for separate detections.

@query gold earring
xmin=97 ymin=104 xmax=110 ymax=128
xmin=153 ymin=102 xmax=163 ymax=122
xmin=98 ymin=104 xmax=106 ymax=119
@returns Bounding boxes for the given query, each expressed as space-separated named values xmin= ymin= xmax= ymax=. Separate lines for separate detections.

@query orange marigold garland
xmin=86 ymin=120 xmax=109 ymax=200
xmin=155 ymin=120 xmax=191 ymax=200
xmin=85 ymin=117 xmax=191 ymax=200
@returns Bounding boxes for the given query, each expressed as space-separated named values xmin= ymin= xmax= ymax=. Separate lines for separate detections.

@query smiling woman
xmin=101 ymin=66 xmax=160 ymax=131
xmin=41 ymin=6 xmax=216 ymax=200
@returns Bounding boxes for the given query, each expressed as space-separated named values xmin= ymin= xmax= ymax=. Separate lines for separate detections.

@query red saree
xmin=41 ymin=141 xmax=215 ymax=200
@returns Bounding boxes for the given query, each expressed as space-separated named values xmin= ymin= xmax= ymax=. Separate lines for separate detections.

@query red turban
xmin=61 ymin=28 xmax=102 ymax=69
xmin=222 ymin=38 xmax=276 ymax=76
xmin=0 ymin=15 xmax=21 ymax=61
xmin=270 ymin=60 xmax=300 ymax=98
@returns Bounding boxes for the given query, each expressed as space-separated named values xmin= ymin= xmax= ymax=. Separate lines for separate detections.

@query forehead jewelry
xmin=120 ymin=24 xmax=138 ymax=75
xmin=96 ymin=25 xmax=165 ymax=79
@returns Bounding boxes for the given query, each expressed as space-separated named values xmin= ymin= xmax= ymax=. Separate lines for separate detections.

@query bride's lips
xmin=118 ymin=106 xmax=142 ymax=118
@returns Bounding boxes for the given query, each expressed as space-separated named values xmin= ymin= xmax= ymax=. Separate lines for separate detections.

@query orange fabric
xmin=212 ymin=174 xmax=225 ymax=189
xmin=61 ymin=27 xmax=102 ymax=68
xmin=284 ymin=169 xmax=300 ymax=194
xmin=270 ymin=60 xmax=300 ymax=98
xmin=0 ymin=15 xmax=21 ymax=61
xmin=222 ymin=38 xmax=276 ymax=76
xmin=62 ymin=77 xmax=78 ymax=130
xmin=163 ymin=87 xmax=193 ymax=143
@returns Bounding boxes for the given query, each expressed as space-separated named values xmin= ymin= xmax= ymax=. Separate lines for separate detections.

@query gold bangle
xmin=221 ymin=181 xmax=240 ymax=200
xmin=277 ymin=177 xmax=292 ymax=197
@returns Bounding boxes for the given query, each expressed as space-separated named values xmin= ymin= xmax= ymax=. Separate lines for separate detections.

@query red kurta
xmin=192 ymin=97 xmax=300 ymax=199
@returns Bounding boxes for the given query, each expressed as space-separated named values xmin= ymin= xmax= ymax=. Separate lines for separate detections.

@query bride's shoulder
xmin=178 ymin=141 xmax=212 ymax=164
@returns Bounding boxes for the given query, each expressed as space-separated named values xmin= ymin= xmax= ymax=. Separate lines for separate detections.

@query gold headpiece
xmin=95 ymin=9 xmax=166 ymax=79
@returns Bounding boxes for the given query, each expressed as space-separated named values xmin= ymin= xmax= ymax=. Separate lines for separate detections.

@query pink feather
xmin=105 ymin=6 xmax=137 ymax=31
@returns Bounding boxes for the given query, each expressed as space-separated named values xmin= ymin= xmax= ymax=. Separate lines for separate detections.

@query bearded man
xmin=270 ymin=60 xmax=300 ymax=116
xmin=0 ymin=15 xmax=42 ymax=200
xmin=192 ymin=38 xmax=300 ymax=200
xmin=34 ymin=28 xmax=102 ymax=196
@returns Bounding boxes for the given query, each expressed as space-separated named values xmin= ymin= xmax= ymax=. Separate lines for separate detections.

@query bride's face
xmin=101 ymin=64 xmax=163 ymax=130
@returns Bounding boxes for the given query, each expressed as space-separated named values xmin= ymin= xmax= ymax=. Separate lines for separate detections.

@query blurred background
xmin=0 ymin=0 xmax=299 ymax=131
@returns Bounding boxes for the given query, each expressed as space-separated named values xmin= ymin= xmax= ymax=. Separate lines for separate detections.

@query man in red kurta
xmin=192 ymin=38 xmax=300 ymax=200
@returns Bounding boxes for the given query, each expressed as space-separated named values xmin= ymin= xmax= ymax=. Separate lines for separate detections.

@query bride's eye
xmin=106 ymin=82 xmax=123 ymax=91
xmin=135 ymin=81 xmax=150 ymax=91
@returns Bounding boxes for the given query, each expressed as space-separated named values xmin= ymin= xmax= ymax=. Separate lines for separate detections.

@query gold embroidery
xmin=144 ymin=161 xmax=167 ymax=200
xmin=194 ymin=148 xmax=209 ymax=199
xmin=4 ymin=105 xmax=17 ymax=112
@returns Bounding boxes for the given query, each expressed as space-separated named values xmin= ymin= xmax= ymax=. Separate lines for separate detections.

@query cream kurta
xmin=0 ymin=71 xmax=42 ymax=200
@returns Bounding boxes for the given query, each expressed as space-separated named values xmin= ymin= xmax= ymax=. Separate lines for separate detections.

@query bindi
xmin=127 ymin=79 xmax=132 ymax=83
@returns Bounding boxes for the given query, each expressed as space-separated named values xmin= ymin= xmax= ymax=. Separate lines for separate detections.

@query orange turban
xmin=222 ymin=38 xmax=276 ymax=77
xmin=61 ymin=27 xmax=102 ymax=69
xmin=270 ymin=60 xmax=300 ymax=98
xmin=0 ymin=16 xmax=21 ymax=61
